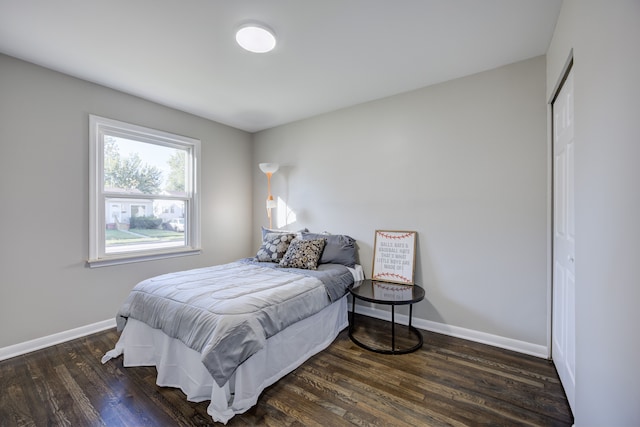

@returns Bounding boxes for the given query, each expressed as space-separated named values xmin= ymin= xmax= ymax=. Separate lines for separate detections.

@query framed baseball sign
xmin=372 ymin=230 xmax=417 ymax=285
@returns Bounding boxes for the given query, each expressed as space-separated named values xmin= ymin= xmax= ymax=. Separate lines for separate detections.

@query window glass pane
xmin=105 ymin=198 xmax=186 ymax=254
xmin=104 ymin=136 xmax=187 ymax=197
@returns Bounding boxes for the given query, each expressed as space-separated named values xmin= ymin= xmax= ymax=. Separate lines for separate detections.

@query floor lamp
xmin=259 ymin=163 xmax=279 ymax=228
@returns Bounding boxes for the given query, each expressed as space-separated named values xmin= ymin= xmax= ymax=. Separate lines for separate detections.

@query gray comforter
xmin=114 ymin=260 xmax=353 ymax=386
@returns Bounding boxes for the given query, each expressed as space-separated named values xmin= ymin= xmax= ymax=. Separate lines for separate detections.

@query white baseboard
xmin=352 ymin=305 xmax=548 ymax=359
xmin=0 ymin=319 xmax=116 ymax=362
xmin=2 ymin=307 xmax=548 ymax=362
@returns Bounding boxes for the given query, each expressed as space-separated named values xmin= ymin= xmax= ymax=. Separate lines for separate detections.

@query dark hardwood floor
xmin=0 ymin=314 xmax=573 ymax=426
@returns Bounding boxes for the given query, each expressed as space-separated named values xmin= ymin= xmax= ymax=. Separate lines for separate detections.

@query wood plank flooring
xmin=0 ymin=314 xmax=573 ymax=426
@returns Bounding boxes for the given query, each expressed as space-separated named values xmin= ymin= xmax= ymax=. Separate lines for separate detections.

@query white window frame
xmin=88 ymin=115 xmax=201 ymax=267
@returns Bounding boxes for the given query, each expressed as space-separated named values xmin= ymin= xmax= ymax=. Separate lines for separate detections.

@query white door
xmin=552 ymin=69 xmax=575 ymax=412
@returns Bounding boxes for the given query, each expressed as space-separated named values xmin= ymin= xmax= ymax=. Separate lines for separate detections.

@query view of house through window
xmin=103 ymin=135 xmax=188 ymax=253
xmin=89 ymin=115 xmax=201 ymax=266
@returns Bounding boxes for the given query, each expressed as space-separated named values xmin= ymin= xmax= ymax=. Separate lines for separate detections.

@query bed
xmin=102 ymin=229 xmax=361 ymax=424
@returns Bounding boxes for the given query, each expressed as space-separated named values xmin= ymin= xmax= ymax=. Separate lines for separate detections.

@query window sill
xmin=87 ymin=248 xmax=201 ymax=268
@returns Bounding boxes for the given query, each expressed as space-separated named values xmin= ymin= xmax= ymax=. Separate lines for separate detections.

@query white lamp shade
xmin=259 ymin=163 xmax=279 ymax=174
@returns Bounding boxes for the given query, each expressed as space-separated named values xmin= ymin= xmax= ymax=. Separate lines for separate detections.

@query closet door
xmin=552 ymin=68 xmax=575 ymax=413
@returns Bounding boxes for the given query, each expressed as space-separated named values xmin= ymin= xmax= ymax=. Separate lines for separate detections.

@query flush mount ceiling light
xmin=236 ymin=24 xmax=276 ymax=53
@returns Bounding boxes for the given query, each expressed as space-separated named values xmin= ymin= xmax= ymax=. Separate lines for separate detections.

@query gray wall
xmin=0 ymin=54 xmax=254 ymax=348
xmin=547 ymin=1 xmax=640 ymax=425
xmin=253 ymin=56 xmax=548 ymax=347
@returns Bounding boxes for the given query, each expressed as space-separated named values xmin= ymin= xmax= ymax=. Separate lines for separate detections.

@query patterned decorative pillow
xmin=255 ymin=232 xmax=296 ymax=262
xmin=279 ymin=238 xmax=326 ymax=270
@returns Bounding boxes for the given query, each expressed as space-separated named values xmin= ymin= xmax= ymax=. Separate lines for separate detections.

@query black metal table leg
xmin=409 ymin=304 xmax=413 ymax=328
xmin=391 ymin=305 xmax=396 ymax=352
xmin=350 ymin=295 xmax=356 ymax=335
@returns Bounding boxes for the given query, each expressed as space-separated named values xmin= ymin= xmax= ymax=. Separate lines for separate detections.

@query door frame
xmin=547 ymin=50 xmax=574 ymax=359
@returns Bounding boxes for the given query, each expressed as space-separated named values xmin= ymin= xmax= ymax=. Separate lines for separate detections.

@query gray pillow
xmin=255 ymin=232 xmax=296 ymax=262
xmin=300 ymin=232 xmax=357 ymax=267
xmin=261 ymin=226 xmax=308 ymax=240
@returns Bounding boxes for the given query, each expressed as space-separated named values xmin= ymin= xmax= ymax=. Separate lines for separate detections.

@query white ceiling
xmin=0 ymin=0 xmax=562 ymax=133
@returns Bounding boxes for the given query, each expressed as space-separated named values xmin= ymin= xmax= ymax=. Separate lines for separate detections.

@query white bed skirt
xmin=103 ymin=295 xmax=348 ymax=424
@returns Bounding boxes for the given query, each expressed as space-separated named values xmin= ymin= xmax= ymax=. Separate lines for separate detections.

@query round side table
xmin=348 ymin=279 xmax=425 ymax=354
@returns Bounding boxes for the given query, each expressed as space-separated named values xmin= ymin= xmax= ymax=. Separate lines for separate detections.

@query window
xmin=89 ymin=115 xmax=201 ymax=267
